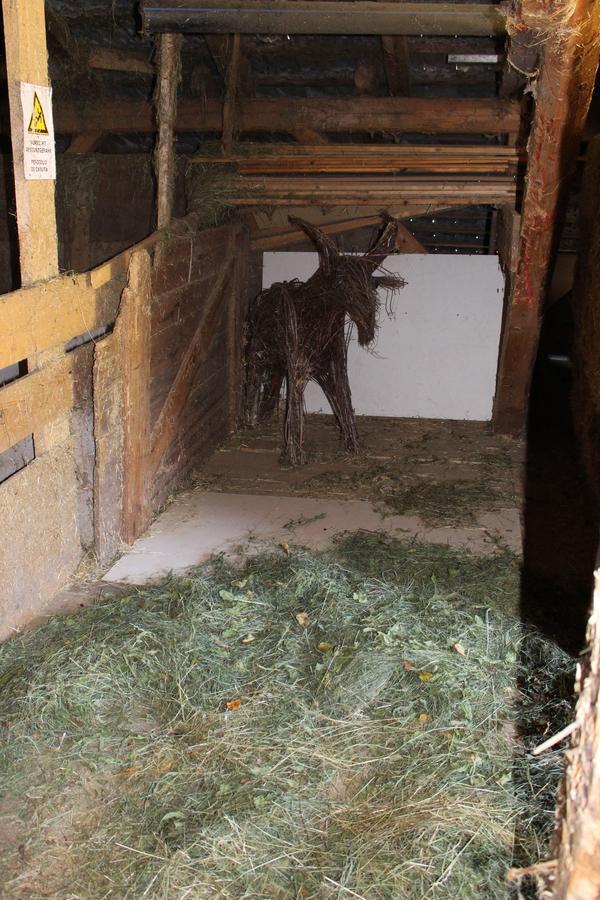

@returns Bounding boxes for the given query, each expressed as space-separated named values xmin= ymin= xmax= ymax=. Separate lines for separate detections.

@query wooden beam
xmin=222 ymin=33 xmax=240 ymax=153
xmin=154 ymin=32 xmax=182 ymax=230
xmin=88 ymin=46 xmax=154 ymax=75
xmin=140 ymin=1 xmax=506 ymax=36
xmin=492 ymin=0 xmax=600 ymax=435
xmin=382 ymin=36 xmax=411 ymax=95
xmin=0 ymin=356 xmax=72 ymax=454
xmin=50 ymin=96 xmax=522 ymax=136
xmin=1 ymin=0 xmax=58 ymax=284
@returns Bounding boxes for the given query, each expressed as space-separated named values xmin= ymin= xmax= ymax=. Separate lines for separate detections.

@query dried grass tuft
xmin=185 ymin=164 xmax=257 ymax=227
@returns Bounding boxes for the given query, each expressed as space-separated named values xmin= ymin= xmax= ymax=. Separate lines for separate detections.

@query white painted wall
xmin=262 ymin=253 xmax=504 ymax=421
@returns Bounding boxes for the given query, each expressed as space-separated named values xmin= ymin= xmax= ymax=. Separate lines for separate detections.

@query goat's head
xmin=289 ymin=215 xmax=404 ymax=346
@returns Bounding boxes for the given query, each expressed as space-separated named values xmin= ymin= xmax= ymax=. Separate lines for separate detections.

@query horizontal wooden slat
xmin=0 ymin=275 xmax=115 ymax=369
xmin=236 ymin=175 xmax=517 ymax=207
xmin=0 ymin=356 xmax=73 ymax=454
xmin=0 ymin=216 xmax=211 ymax=367
xmin=193 ymin=143 xmax=523 ymax=176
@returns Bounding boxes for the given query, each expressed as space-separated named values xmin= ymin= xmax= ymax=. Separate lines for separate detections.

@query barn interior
xmin=1 ymin=0 xmax=600 ymax=896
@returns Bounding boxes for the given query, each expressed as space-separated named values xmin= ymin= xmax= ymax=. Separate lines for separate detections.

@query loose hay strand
xmin=0 ymin=535 xmax=572 ymax=898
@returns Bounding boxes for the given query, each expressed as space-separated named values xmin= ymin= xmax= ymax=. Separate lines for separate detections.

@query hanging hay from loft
xmin=185 ymin=163 xmax=256 ymax=227
xmin=244 ymin=216 xmax=405 ymax=465
xmin=0 ymin=535 xmax=572 ymax=898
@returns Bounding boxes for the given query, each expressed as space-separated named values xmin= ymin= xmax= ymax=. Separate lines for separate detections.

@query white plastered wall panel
xmin=262 ymin=253 xmax=504 ymax=421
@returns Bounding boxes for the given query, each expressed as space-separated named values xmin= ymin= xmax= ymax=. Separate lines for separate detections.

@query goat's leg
xmin=283 ymin=370 xmax=307 ymax=465
xmin=316 ymin=358 xmax=359 ymax=454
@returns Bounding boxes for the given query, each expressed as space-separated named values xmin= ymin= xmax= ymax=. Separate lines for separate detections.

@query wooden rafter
xmin=492 ymin=0 xmax=600 ymax=434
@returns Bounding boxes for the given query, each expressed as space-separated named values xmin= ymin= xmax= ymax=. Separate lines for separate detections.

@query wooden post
xmin=551 ymin=569 xmax=600 ymax=898
xmin=121 ymin=251 xmax=152 ymax=544
xmin=492 ymin=0 xmax=600 ymax=434
xmin=1 ymin=0 xmax=58 ymax=285
xmin=222 ymin=33 xmax=241 ymax=154
xmin=93 ymin=249 xmax=152 ymax=559
xmin=154 ymin=32 xmax=181 ymax=230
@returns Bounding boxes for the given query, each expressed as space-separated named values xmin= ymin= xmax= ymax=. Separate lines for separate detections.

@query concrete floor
xmin=104 ymin=490 xmax=521 ymax=584
xmin=105 ymin=416 xmax=523 ymax=585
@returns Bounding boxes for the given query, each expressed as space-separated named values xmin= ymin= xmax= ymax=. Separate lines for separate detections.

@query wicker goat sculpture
xmin=245 ymin=216 xmax=404 ymax=465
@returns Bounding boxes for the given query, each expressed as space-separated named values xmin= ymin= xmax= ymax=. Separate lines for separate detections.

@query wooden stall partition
xmin=93 ymin=219 xmax=250 ymax=564
xmin=0 ymin=267 xmax=125 ymax=640
xmin=0 ymin=213 xmax=250 ymax=627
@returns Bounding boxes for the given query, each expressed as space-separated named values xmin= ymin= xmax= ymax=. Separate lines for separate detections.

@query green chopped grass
xmin=306 ymin=464 xmax=517 ymax=527
xmin=0 ymin=535 xmax=572 ymax=898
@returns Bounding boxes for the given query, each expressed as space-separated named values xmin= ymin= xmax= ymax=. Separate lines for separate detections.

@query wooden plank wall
xmin=0 ymin=217 xmax=251 ymax=632
xmin=150 ymin=223 xmax=248 ymax=509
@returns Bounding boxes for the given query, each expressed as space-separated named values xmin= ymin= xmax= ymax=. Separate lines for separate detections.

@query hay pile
xmin=0 ymin=535 xmax=572 ymax=898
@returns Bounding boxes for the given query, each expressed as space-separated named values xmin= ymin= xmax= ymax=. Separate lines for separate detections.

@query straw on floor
xmin=0 ymin=534 xmax=572 ymax=899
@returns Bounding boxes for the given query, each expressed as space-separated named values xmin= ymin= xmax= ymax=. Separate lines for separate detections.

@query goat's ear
xmin=364 ymin=216 xmax=399 ymax=269
xmin=288 ymin=216 xmax=338 ymax=274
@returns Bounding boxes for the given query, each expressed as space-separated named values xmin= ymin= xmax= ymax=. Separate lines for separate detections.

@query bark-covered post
xmin=154 ymin=32 xmax=182 ymax=230
xmin=492 ymin=0 xmax=600 ymax=434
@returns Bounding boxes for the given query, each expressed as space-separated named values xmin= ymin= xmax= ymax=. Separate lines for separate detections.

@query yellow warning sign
xmin=21 ymin=82 xmax=56 ymax=180
xmin=27 ymin=91 xmax=49 ymax=135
